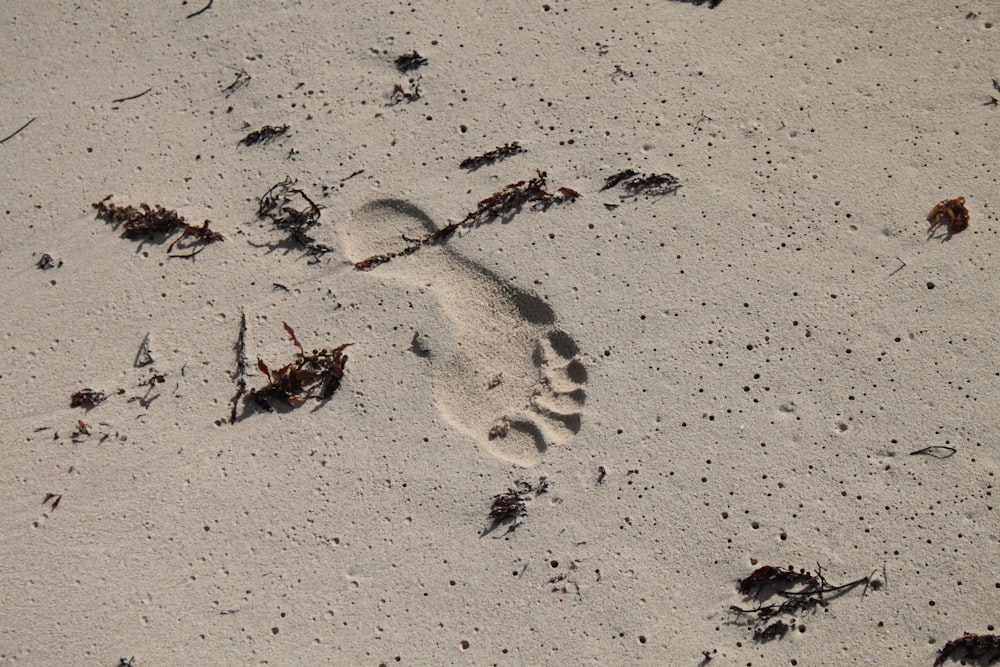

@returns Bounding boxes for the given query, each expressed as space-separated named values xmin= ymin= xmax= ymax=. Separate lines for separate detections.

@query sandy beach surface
xmin=1 ymin=1 xmax=997 ymax=664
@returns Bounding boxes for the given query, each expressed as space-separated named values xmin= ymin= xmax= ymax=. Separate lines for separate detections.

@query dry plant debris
xmin=670 ymin=0 xmax=724 ymax=7
xmin=394 ymin=51 xmax=427 ymax=72
xmin=927 ymin=197 xmax=970 ymax=235
xmin=222 ymin=68 xmax=251 ymax=96
xmin=248 ymin=322 xmax=351 ymax=412
xmin=256 ymin=180 xmax=333 ymax=259
xmin=355 ymin=171 xmax=579 ymax=271
xmin=481 ymin=476 xmax=549 ymax=537
xmin=35 ymin=253 xmax=61 ymax=270
xmin=934 ymin=633 xmax=1000 ymax=666
xmin=70 ymin=388 xmax=107 ymax=409
xmin=389 ymin=77 xmax=421 ymax=105
xmin=601 ymin=170 xmax=681 ymax=198
xmin=238 ymin=124 xmax=289 ymax=146
xmin=229 ymin=310 xmax=248 ymax=423
xmin=459 ymin=142 xmax=526 ymax=170
xmin=730 ymin=564 xmax=875 ymax=643
xmin=93 ymin=195 xmax=223 ymax=255
xmin=42 ymin=492 xmax=62 ymax=511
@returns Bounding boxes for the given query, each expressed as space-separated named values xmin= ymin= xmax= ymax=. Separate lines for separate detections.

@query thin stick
xmin=112 ymin=88 xmax=152 ymax=104
xmin=229 ymin=309 xmax=248 ymax=423
xmin=909 ymin=445 xmax=956 ymax=458
xmin=0 ymin=117 xmax=36 ymax=144
xmin=186 ymin=0 xmax=213 ymax=18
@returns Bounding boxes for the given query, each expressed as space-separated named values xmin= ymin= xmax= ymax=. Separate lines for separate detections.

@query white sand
xmin=1 ymin=1 xmax=997 ymax=664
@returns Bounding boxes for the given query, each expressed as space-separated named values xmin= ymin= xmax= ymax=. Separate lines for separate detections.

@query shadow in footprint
xmin=342 ymin=198 xmax=587 ymax=466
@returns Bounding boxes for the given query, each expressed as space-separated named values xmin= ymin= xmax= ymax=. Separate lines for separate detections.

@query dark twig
xmin=167 ymin=246 xmax=207 ymax=259
xmin=229 ymin=310 xmax=249 ymax=423
xmin=223 ymin=68 xmax=251 ymax=97
xmin=42 ymin=493 xmax=62 ymax=511
xmin=0 ymin=117 xmax=36 ymax=144
xmin=186 ymin=0 xmax=213 ymax=18
xmin=909 ymin=446 xmax=957 ymax=458
xmin=134 ymin=333 xmax=154 ymax=368
xmin=112 ymin=88 xmax=152 ymax=104
xmin=888 ymin=257 xmax=906 ymax=277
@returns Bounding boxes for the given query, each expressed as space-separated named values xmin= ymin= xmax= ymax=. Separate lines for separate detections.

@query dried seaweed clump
xmin=248 ymin=322 xmax=351 ymax=411
xmin=395 ymin=51 xmax=427 ymax=72
xmin=70 ymin=388 xmax=107 ymax=409
xmin=670 ymin=0 xmax=724 ymax=7
xmin=256 ymin=179 xmax=332 ymax=259
xmin=389 ymin=77 xmax=421 ymax=105
xmin=238 ymin=124 xmax=289 ymax=147
xmin=459 ymin=142 xmax=526 ymax=170
xmin=730 ymin=564 xmax=874 ymax=643
xmin=934 ymin=633 xmax=1000 ymax=667
xmin=93 ymin=195 xmax=223 ymax=253
xmin=355 ymin=171 xmax=579 ymax=271
xmin=481 ymin=476 xmax=549 ymax=537
xmin=927 ymin=196 xmax=970 ymax=235
xmin=601 ymin=170 xmax=681 ymax=198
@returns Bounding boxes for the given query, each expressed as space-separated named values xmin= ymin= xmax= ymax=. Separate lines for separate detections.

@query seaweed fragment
xmin=36 ymin=253 xmax=61 ymax=270
xmin=934 ymin=633 xmax=1000 ymax=667
xmin=354 ymin=170 xmax=578 ymax=271
xmin=670 ymin=0 xmax=724 ymax=7
xmin=222 ymin=68 xmax=251 ymax=97
xmin=459 ymin=142 xmax=526 ymax=170
xmin=71 ymin=388 xmax=107 ymax=409
xmin=927 ymin=196 xmax=970 ymax=235
xmin=481 ymin=476 xmax=548 ymax=537
xmin=389 ymin=77 xmax=421 ymax=105
xmin=229 ymin=310 xmax=248 ymax=423
xmin=600 ymin=169 xmax=640 ymax=191
xmin=604 ymin=172 xmax=681 ymax=198
xmin=753 ymin=621 xmax=788 ymax=642
xmin=238 ymin=124 xmax=289 ymax=147
xmin=395 ymin=51 xmax=427 ymax=72
xmin=247 ymin=323 xmax=351 ymax=411
xmin=730 ymin=564 xmax=875 ymax=643
xmin=255 ymin=182 xmax=332 ymax=260
xmin=93 ymin=195 xmax=223 ymax=254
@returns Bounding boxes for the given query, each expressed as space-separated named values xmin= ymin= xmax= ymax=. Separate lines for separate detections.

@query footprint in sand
xmin=341 ymin=199 xmax=587 ymax=467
